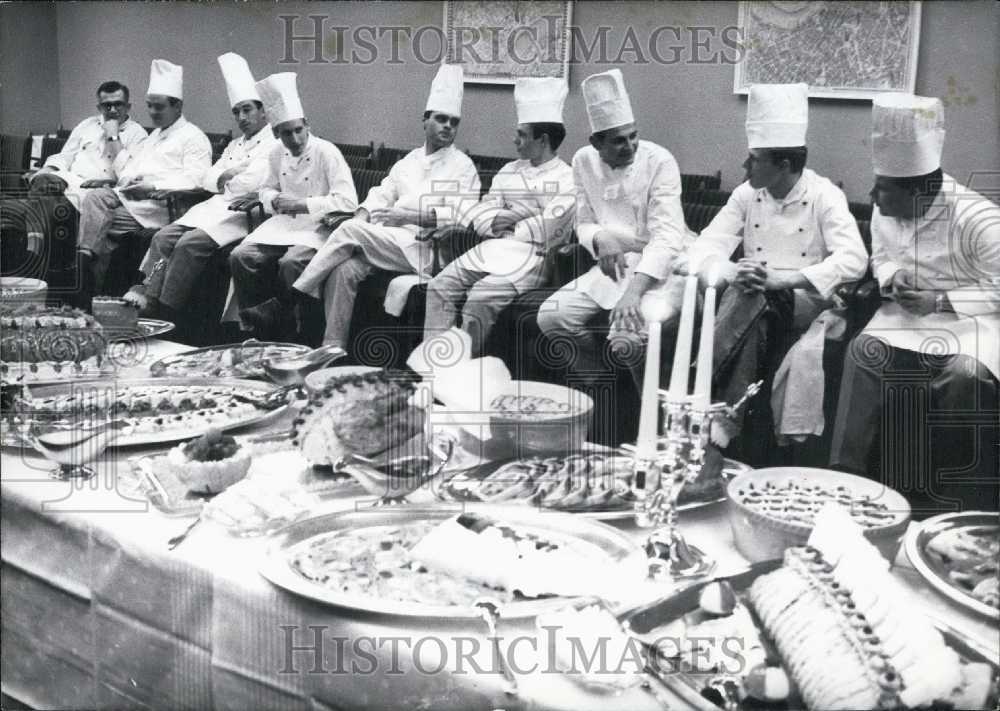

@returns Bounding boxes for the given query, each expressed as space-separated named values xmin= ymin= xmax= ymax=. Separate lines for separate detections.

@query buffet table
xmin=2 ymin=341 xmax=998 ymax=711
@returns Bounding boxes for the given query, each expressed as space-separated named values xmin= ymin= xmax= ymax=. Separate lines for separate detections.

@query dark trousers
xmin=145 ymin=224 xmax=221 ymax=310
xmin=830 ymin=334 xmax=1000 ymax=516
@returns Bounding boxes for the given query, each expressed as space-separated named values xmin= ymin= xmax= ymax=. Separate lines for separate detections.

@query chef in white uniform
xmin=28 ymin=81 xmax=147 ymax=210
xmin=76 ymin=59 xmax=212 ymax=298
xmin=682 ymin=83 xmax=866 ymax=432
xmin=423 ymin=77 xmax=575 ymax=357
xmin=126 ymin=53 xmax=277 ymax=322
xmin=228 ymin=72 xmax=357 ymax=336
xmin=830 ymin=94 xmax=999 ymax=510
xmin=536 ymin=69 xmax=688 ymax=384
xmin=293 ymin=64 xmax=480 ymax=350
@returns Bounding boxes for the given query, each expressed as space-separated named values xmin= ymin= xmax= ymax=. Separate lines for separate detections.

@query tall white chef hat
xmin=255 ymin=72 xmax=304 ymax=126
xmin=745 ymin=83 xmax=809 ymax=149
xmin=425 ymin=64 xmax=464 ymax=118
xmin=582 ymin=69 xmax=634 ymax=133
xmin=147 ymin=59 xmax=183 ymax=100
xmin=515 ymin=77 xmax=568 ymax=124
xmin=218 ymin=52 xmax=261 ymax=109
xmin=871 ymin=93 xmax=945 ymax=177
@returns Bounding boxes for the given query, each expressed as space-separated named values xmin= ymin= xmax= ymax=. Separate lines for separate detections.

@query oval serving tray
xmin=259 ymin=504 xmax=646 ymax=619
xmin=904 ymin=510 xmax=999 ymax=621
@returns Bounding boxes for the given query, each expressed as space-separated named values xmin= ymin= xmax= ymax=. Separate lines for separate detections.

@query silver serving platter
xmin=149 ymin=341 xmax=311 ymax=380
xmin=437 ymin=453 xmax=752 ymax=520
xmin=621 ymin=560 xmax=999 ymax=711
xmin=259 ymin=504 xmax=647 ymax=619
xmin=3 ymin=377 xmax=287 ymax=448
xmin=106 ymin=318 xmax=175 ymax=341
xmin=904 ymin=511 xmax=999 ymax=621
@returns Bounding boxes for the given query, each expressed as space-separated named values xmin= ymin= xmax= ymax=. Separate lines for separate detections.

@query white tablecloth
xmin=2 ymin=341 xmax=997 ymax=710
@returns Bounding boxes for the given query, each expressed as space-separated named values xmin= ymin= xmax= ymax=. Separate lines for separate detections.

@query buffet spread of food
xmin=1 ymin=292 xmax=997 ymax=711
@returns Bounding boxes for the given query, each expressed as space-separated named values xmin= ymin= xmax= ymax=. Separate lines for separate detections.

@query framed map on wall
xmin=443 ymin=0 xmax=573 ymax=85
xmin=734 ymin=1 xmax=922 ymax=100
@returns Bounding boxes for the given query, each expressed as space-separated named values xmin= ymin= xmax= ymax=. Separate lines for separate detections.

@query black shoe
xmin=240 ymin=297 xmax=283 ymax=339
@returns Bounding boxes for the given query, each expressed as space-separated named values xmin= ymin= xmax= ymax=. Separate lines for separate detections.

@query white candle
xmin=635 ymin=292 xmax=672 ymax=460
xmin=693 ymin=281 xmax=717 ymax=410
xmin=668 ymin=274 xmax=698 ymax=399
xmin=635 ymin=322 xmax=661 ymax=459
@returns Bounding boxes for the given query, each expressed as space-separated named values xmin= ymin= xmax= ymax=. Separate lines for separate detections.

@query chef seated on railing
xmin=123 ymin=52 xmax=277 ymax=329
xmin=829 ymin=93 xmax=1000 ymax=515
xmin=674 ymin=83 xmax=867 ymax=458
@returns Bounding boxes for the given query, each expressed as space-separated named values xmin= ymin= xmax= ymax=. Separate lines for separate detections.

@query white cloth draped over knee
xmin=771 ymin=307 xmax=848 ymax=444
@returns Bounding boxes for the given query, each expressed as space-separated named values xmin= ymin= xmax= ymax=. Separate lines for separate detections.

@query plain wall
xmin=0 ymin=2 xmax=61 ymax=136
xmin=9 ymin=1 xmax=999 ymax=200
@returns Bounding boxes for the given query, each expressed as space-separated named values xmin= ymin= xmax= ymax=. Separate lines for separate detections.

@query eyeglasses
xmin=98 ymin=101 xmax=127 ymax=110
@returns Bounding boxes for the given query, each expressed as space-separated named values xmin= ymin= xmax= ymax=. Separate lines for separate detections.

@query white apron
xmin=452 ymin=239 xmax=544 ymax=293
xmin=863 ymin=304 xmax=1000 ymax=380
xmin=573 ymin=252 xmax=642 ymax=310
xmin=241 ymin=213 xmax=328 ymax=251
xmin=176 ymin=194 xmax=250 ymax=247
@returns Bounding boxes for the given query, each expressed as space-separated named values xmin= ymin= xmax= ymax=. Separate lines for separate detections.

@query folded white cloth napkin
xmin=383 ymin=274 xmax=423 ymax=317
xmin=771 ymin=308 xmax=848 ymax=444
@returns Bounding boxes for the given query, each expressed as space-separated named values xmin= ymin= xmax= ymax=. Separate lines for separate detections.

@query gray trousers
xmin=142 ymin=223 xmax=221 ymax=309
xmin=76 ymin=187 xmax=143 ymax=290
xmin=229 ymin=242 xmax=316 ymax=313
xmin=424 ymin=261 xmax=545 ymax=358
xmin=314 ymin=220 xmax=428 ymax=348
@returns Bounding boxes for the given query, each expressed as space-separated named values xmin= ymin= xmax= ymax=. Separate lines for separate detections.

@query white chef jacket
xmin=687 ymin=169 xmax=868 ymax=302
xmin=242 ymin=136 xmax=358 ymax=251
xmin=572 ymin=140 xmax=689 ymax=310
xmin=38 ymin=115 xmax=147 ymax=209
xmin=175 ymin=125 xmax=278 ymax=246
xmin=112 ymin=116 xmax=212 ymax=228
xmin=294 ymin=143 xmax=479 ymax=296
xmin=453 ymin=156 xmax=575 ymax=287
xmin=863 ymin=174 xmax=1000 ymax=379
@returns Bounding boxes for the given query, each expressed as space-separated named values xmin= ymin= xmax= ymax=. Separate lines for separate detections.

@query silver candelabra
xmin=631 ymin=382 xmax=761 ymax=580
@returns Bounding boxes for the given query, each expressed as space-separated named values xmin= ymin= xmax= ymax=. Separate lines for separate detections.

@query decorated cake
xmin=91 ymin=297 xmax=139 ymax=331
xmin=0 ymin=303 xmax=107 ymax=378
xmin=167 ymin=428 xmax=251 ymax=494
xmin=292 ymin=369 xmax=426 ymax=466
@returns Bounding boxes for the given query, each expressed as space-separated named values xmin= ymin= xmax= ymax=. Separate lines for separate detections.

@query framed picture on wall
xmin=443 ymin=0 xmax=573 ymax=85
xmin=733 ymin=1 xmax=921 ymax=100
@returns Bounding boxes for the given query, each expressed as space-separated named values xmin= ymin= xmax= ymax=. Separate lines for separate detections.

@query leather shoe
xmin=240 ymin=297 xmax=283 ymax=337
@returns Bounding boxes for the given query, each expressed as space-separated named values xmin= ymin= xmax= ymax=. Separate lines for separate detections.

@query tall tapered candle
xmin=636 ymin=292 xmax=672 ymax=460
xmin=667 ymin=274 xmax=698 ymax=399
xmin=693 ymin=267 xmax=719 ymax=410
